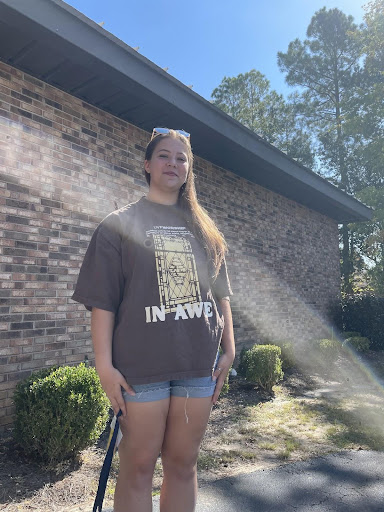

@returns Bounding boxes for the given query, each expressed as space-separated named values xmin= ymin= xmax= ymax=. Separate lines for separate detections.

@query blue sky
xmin=65 ymin=0 xmax=367 ymax=101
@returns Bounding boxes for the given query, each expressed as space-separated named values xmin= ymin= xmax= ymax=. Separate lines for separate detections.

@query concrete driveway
xmin=150 ymin=450 xmax=384 ymax=512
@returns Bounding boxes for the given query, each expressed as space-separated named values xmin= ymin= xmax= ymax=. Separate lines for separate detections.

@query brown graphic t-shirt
xmin=72 ymin=197 xmax=233 ymax=384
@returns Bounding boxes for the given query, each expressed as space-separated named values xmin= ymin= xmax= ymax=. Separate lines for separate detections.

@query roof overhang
xmin=0 ymin=0 xmax=373 ymax=223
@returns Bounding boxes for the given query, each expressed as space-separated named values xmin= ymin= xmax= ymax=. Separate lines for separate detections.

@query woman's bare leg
xmin=114 ymin=398 xmax=170 ymax=512
xmin=160 ymin=396 xmax=213 ymax=512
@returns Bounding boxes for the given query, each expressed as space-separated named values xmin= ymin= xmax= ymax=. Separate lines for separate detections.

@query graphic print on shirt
xmin=144 ymin=226 xmax=212 ymax=323
xmin=153 ymin=232 xmax=201 ymax=313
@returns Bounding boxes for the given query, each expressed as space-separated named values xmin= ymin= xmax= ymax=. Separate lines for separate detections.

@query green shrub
xmin=237 ymin=346 xmax=249 ymax=378
xmin=220 ymin=370 xmax=230 ymax=396
xmin=342 ymin=294 xmax=384 ymax=350
xmin=341 ymin=331 xmax=361 ymax=339
xmin=217 ymin=347 xmax=230 ymax=396
xmin=13 ymin=363 xmax=110 ymax=464
xmin=317 ymin=338 xmax=341 ymax=364
xmin=241 ymin=344 xmax=283 ymax=392
xmin=268 ymin=340 xmax=295 ymax=370
xmin=343 ymin=336 xmax=370 ymax=353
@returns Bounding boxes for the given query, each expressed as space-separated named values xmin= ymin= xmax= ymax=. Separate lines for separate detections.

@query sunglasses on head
xmin=151 ymin=127 xmax=190 ymax=140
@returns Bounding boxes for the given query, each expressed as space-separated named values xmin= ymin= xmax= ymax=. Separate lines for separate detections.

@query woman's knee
xmin=120 ymin=457 xmax=157 ymax=490
xmin=119 ymin=443 xmax=158 ymax=480
xmin=161 ymin=450 xmax=198 ymax=480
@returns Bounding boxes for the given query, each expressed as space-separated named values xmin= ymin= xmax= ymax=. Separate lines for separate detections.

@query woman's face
xmin=144 ymin=137 xmax=189 ymax=195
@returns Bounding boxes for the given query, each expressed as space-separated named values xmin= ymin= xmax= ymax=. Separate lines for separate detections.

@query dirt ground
xmin=1 ymin=350 xmax=383 ymax=512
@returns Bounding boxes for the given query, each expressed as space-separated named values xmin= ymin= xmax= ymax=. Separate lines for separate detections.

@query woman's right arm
xmin=91 ymin=307 xmax=135 ymax=416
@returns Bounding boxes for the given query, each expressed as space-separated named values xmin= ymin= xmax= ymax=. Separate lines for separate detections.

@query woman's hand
xmin=212 ymin=299 xmax=235 ymax=405
xmin=91 ymin=308 xmax=135 ymax=417
xmin=97 ymin=364 xmax=135 ymax=417
xmin=211 ymin=351 xmax=235 ymax=405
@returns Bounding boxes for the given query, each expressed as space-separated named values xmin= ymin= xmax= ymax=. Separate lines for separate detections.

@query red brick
xmin=0 ymin=59 xmax=341 ymax=431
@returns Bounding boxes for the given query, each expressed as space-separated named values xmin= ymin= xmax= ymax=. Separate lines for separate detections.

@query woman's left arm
xmin=212 ymin=299 xmax=235 ymax=404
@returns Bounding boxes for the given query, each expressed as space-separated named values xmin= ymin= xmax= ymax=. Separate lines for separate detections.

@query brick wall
xmin=0 ymin=61 xmax=340 ymax=430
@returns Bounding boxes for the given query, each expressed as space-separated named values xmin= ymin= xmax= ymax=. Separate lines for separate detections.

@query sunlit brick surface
xmin=0 ymin=61 xmax=340 ymax=428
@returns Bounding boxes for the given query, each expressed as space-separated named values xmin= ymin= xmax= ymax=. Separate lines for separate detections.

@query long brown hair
xmin=144 ymin=130 xmax=227 ymax=277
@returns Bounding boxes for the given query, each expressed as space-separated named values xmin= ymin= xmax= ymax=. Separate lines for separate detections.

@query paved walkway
xmin=146 ymin=451 xmax=384 ymax=512
xmin=103 ymin=451 xmax=384 ymax=511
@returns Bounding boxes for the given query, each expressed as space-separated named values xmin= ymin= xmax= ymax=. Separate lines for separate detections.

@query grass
xmin=201 ymin=357 xmax=384 ymax=472
xmin=197 ymin=453 xmax=220 ymax=470
xmin=279 ymin=438 xmax=302 ymax=459
xmin=258 ymin=441 xmax=277 ymax=451
xmin=323 ymin=399 xmax=384 ymax=451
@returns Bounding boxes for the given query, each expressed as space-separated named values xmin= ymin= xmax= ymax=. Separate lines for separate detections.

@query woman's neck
xmin=146 ymin=190 xmax=179 ymax=205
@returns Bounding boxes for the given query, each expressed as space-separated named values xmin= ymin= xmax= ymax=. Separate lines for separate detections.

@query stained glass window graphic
xmin=153 ymin=234 xmax=201 ymax=313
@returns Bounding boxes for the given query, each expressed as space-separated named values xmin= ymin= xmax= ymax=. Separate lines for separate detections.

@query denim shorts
xmin=122 ymin=374 xmax=217 ymax=403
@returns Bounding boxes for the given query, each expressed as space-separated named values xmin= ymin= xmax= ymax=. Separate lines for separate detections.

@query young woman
xmin=72 ymin=128 xmax=235 ymax=512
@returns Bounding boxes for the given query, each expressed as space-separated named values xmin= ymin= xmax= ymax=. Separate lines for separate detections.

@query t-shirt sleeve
xmin=71 ymin=213 xmax=124 ymax=313
xmin=211 ymin=257 xmax=233 ymax=301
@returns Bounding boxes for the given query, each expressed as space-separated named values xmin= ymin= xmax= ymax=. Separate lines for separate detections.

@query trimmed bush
xmin=343 ymin=336 xmax=370 ymax=353
xmin=341 ymin=331 xmax=361 ymax=339
xmin=217 ymin=347 xmax=230 ymax=396
xmin=342 ymin=294 xmax=384 ymax=350
xmin=317 ymin=338 xmax=341 ymax=364
xmin=13 ymin=363 xmax=110 ymax=464
xmin=268 ymin=340 xmax=295 ymax=370
xmin=241 ymin=344 xmax=283 ymax=392
xmin=237 ymin=346 xmax=249 ymax=378
xmin=220 ymin=370 xmax=230 ymax=396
